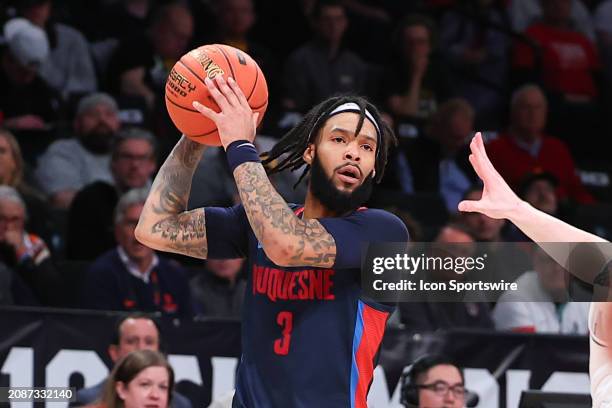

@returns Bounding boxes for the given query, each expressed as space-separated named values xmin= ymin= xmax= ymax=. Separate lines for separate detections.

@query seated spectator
xmin=66 ymin=127 xmax=156 ymax=260
xmin=400 ymin=355 xmax=467 ymax=408
xmin=36 ymin=92 xmax=119 ymax=209
xmin=0 ymin=129 xmax=55 ymax=245
xmin=509 ymin=0 xmax=595 ymax=40
xmin=458 ymin=187 xmax=532 ymax=283
xmin=399 ymin=224 xmax=494 ymax=332
xmin=486 ymin=85 xmax=594 ymax=204
xmin=18 ymin=0 xmax=97 ymax=101
xmin=439 ymin=0 xmax=510 ymax=128
xmin=96 ymin=350 xmax=174 ymax=408
xmin=493 ymin=247 xmax=590 ymax=334
xmin=80 ymin=188 xmax=192 ymax=316
xmin=75 ymin=314 xmax=191 ymax=408
xmin=191 ymin=258 xmax=246 ymax=318
xmin=392 ymin=98 xmax=478 ymax=212
xmin=0 ymin=18 xmax=63 ymax=132
xmin=512 ymin=0 xmax=602 ymax=145
xmin=106 ymin=2 xmax=194 ymax=110
xmin=383 ymin=14 xmax=453 ymax=137
xmin=0 ymin=186 xmax=61 ymax=306
xmin=281 ymin=0 xmax=368 ymax=113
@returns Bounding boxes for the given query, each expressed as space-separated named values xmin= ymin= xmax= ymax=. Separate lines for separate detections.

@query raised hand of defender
xmin=192 ymin=75 xmax=259 ymax=150
xmin=458 ymin=132 xmax=522 ymax=219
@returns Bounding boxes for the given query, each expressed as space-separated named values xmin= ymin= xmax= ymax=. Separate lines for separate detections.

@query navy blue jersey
xmin=205 ymin=204 xmax=409 ymax=408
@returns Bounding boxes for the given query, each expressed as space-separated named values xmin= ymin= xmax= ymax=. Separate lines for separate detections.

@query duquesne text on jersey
xmin=252 ymin=265 xmax=336 ymax=302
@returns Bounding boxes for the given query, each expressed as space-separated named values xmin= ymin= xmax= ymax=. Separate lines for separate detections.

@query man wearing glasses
xmin=401 ymin=354 xmax=466 ymax=408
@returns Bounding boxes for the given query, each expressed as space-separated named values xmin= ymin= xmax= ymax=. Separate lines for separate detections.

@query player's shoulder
xmin=351 ymin=208 xmax=409 ymax=241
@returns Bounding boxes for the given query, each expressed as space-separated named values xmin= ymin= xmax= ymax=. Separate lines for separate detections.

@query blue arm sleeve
xmin=318 ymin=209 xmax=409 ymax=270
xmin=205 ymin=205 xmax=250 ymax=259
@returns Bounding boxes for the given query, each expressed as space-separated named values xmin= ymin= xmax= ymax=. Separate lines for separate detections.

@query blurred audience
xmin=486 ymin=84 xmax=594 ymax=204
xmin=383 ymin=14 xmax=453 ymax=136
xmin=36 ymin=92 xmax=119 ymax=209
xmin=282 ymin=0 xmax=367 ymax=113
xmin=191 ymin=258 xmax=246 ymax=319
xmin=66 ymin=127 xmax=156 ymax=260
xmin=80 ymin=188 xmax=192 ymax=316
xmin=509 ymin=0 xmax=595 ymax=40
xmin=399 ymin=224 xmax=494 ymax=332
xmin=106 ymin=2 xmax=194 ymax=110
xmin=493 ymin=247 xmax=590 ymax=334
xmin=0 ymin=186 xmax=61 ymax=306
xmin=75 ymin=314 xmax=191 ymax=408
xmin=392 ymin=98 xmax=477 ymax=212
xmin=439 ymin=0 xmax=510 ymax=128
xmin=18 ymin=0 xmax=97 ymax=101
xmin=0 ymin=18 xmax=62 ymax=132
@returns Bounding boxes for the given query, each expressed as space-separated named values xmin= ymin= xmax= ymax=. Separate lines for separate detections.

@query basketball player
xmin=457 ymin=133 xmax=612 ymax=407
xmin=135 ymin=75 xmax=408 ymax=407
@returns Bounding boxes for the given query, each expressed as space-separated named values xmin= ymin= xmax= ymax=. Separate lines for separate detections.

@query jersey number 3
xmin=274 ymin=311 xmax=293 ymax=355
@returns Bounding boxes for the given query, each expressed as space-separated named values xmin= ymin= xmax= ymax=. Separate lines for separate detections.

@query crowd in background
xmin=1 ymin=0 xmax=612 ymax=338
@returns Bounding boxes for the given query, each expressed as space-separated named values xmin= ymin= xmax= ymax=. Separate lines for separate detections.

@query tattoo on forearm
xmin=234 ymin=162 xmax=336 ymax=267
xmin=151 ymin=209 xmax=208 ymax=258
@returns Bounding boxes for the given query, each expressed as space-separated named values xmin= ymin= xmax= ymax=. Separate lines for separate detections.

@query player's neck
xmin=303 ymin=190 xmax=339 ymax=219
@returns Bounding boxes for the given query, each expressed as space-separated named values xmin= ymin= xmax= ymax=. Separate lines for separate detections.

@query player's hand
xmin=458 ymin=132 xmax=523 ymax=219
xmin=192 ymin=75 xmax=259 ymax=150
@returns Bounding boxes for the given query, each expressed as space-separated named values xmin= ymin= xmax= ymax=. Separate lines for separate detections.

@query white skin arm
xmin=458 ymin=133 xmax=611 ymax=407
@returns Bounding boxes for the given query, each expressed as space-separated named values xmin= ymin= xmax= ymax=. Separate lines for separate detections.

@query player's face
xmin=115 ymin=204 xmax=154 ymax=263
xmin=116 ymin=366 xmax=169 ymax=408
xmin=418 ymin=365 xmax=465 ymax=408
xmin=112 ymin=139 xmax=156 ymax=190
xmin=113 ymin=318 xmax=160 ymax=362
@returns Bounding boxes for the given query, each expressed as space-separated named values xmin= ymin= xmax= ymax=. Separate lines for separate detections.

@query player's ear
xmin=303 ymin=143 xmax=315 ymax=165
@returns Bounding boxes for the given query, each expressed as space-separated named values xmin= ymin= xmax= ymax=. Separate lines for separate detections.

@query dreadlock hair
xmin=262 ymin=95 xmax=397 ymax=187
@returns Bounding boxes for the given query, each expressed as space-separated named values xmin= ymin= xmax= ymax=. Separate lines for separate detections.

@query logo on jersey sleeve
xmin=252 ymin=265 xmax=335 ymax=302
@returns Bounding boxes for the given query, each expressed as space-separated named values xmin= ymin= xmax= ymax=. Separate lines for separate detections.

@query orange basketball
xmin=165 ymin=44 xmax=268 ymax=145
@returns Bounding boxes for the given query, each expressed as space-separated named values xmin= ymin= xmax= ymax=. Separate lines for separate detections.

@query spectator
xmin=281 ymin=0 xmax=368 ymax=112
xmin=80 ymin=188 xmax=192 ymax=316
xmin=400 ymin=355 xmax=467 ymax=408
xmin=0 ymin=129 xmax=55 ymax=245
xmin=509 ymin=0 xmax=595 ymax=40
xmin=493 ymin=247 xmax=590 ymax=334
xmin=0 ymin=18 xmax=62 ymax=132
xmin=36 ymin=92 xmax=119 ymax=209
xmin=512 ymin=0 xmax=602 ymax=146
xmin=0 ymin=186 xmax=61 ymax=306
xmin=75 ymin=314 xmax=191 ymax=408
xmin=392 ymin=98 xmax=478 ymax=212
xmin=594 ymin=0 xmax=612 ymax=95
xmin=439 ymin=0 xmax=510 ymax=128
xmin=66 ymin=127 xmax=156 ymax=260
xmin=486 ymin=85 xmax=594 ymax=204
xmin=383 ymin=14 xmax=453 ymax=136
xmin=106 ymin=2 xmax=194 ymax=110
xmin=398 ymin=224 xmax=494 ymax=332
xmin=191 ymin=258 xmax=246 ymax=318
xmin=98 ymin=350 xmax=174 ymax=408
xmin=18 ymin=0 xmax=97 ymax=101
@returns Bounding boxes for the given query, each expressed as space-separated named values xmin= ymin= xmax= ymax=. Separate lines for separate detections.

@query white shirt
xmin=117 ymin=246 xmax=159 ymax=284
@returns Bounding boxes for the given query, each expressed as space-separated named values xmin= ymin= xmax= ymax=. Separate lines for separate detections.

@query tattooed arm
xmin=134 ymin=136 xmax=209 ymax=259
xmin=234 ymin=161 xmax=336 ymax=268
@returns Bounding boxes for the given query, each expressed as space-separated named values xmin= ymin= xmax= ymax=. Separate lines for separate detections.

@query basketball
xmin=165 ymin=44 xmax=268 ymax=145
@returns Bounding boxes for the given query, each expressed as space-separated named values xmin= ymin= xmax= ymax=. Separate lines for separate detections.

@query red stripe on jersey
xmin=354 ymin=304 xmax=388 ymax=408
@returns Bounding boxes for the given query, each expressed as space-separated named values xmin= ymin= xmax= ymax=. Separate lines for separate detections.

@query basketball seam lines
xmin=247 ymin=64 xmax=258 ymax=100
xmin=165 ymin=95 xmax=199 ymax=112
xmin=215 ymin=45 xmax=236 ymax=81
xmin=178 ymin=59 xmax=208 ymax=90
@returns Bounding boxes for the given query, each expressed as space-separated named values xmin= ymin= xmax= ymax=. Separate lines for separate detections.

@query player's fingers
xmin=192 ymin=101 xmax=219 ymax=121
xmin=205 ymin=77 xmax=231 ymax=111
xmin=228 ymin=77 xmax=251 ymax=109
xmin=457 ymin=199 xmax=482 ymax=213
xmin=214 ymin=75 xmax=240 ymax=108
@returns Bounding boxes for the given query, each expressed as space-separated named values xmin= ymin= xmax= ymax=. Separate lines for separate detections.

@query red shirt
xmin=487 ymin=133 xmax=594 ymax=204
xmin=513 ymin=23 xmax=600 ymax=98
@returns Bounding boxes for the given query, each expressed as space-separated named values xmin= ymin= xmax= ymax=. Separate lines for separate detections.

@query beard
xmin=309 ymin=155 xmax=374 ymax=215
xmin=79 ymin=124 xmax=115 ymax=154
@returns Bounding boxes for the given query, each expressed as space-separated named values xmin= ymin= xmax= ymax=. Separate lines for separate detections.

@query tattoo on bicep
xmin=151 ymin=209 xmax=208 ymax=258
xmin=234 ymin=162 xmax=336 ymax=267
